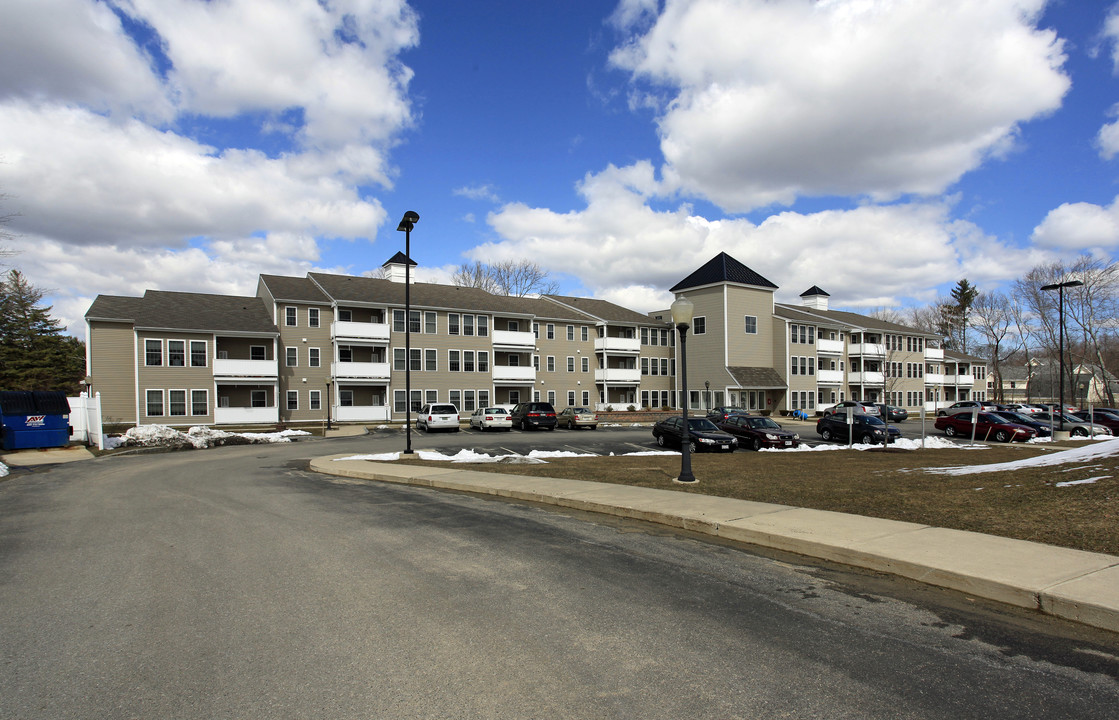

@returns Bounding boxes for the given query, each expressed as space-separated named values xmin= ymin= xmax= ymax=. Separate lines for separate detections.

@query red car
xmin=934 ymin=412 xmax=1037 ymax=442
xmin=1072 ymin=410 xmax=1119 ymax=433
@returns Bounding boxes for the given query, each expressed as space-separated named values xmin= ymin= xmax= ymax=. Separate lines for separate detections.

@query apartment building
xmin=85 ymin=254 xmax=675 ymax=427
xmin=665 ymin=253 xmax=987 ymax=414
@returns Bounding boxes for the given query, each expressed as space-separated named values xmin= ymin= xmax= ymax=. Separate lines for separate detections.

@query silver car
xmin=470 ymin=406 xmax=512 ymax=431
xmin=1029 ymin=412 xmax=1111 ymax=438
xmin=417 ymin=403 xmax=460 ymax=432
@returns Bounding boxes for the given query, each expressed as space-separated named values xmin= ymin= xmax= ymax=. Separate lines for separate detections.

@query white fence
xmin=68 ymin=393 xmax=104 ymax=450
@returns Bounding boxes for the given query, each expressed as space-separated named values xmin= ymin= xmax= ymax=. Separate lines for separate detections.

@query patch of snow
xmin=927 ymin=438 xmax=1119 ymax=476
xmin=111 ymin=425 xmax=310 ymax=450
xmin=1055 ymin=476 xmax=1109 ymax=487
xmin=0 ymin=461 xmax=8 ymax=478
xmin=527 ymin=450 xmax=597 ymax=459
xmin=622 ymin=450 xmax=680 ymax=456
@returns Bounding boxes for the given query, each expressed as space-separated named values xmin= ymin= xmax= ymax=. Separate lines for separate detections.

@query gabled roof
xmin=727 ymin=366 xmax=786 ymax=390
xmin=774 ymin=303 xmax=941 ymax=338
xmin=85 ymin=291 xmax=277 ymax=334
xmin=543 ymin=295 xmax=670 ymax=325
xmin=800 ymin=285 xmax=829 ymax=297
xmin=258 ymin=274 xmax=331 ymax=304
xmin=670 ymin=252 xmax=778 ymax=292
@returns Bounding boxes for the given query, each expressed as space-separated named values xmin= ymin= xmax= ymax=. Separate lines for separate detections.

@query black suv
xmin=510 ymin=402 xmax=558 ymax=431
xmin=816 ymin=413 xmax=901 ymax=445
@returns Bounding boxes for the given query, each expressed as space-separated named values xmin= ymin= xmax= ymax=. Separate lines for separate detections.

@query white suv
xmin=417 ymin=403 xmax=460 ymax=432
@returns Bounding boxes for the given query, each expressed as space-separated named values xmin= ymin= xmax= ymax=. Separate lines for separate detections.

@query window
xmin=808 ymin=358 xmax=815 ymax=375
xmin=190 ymin=341 xmax=207 ymax=367
xmin=533 ymin=323 xmax=539 ymax=338
xmin=693 ymin=317 xmax=706 ymax=334
xmin=394 ymin=348 xmax=406 ymax=371
xmin=285 ymin=307 xmax=297 ymax=326
xmin=582 ymin=327 xmax=588 ymax=342
xmin=642 ymin=328 xmax=649 ymax=345
xmin=464 ymin=351 xmax=475 ymax=372
xmin=338 ymin=309 xmax=352 ymax=322
xmin=426 ymin=390 xmax=438 ymax=404
xmin=341 ymin=390 xmax=354 ymax=407
xmin=146 ymin=390 xmax=164 ymax=416
xmin=309 ymin=308 xmax=320 ymax=328
xmin=425 ymin=312 xmax=437 ymax=334
xmin=310 ymin=390 xmax=321 ymax=411
xmin=477 ymin=316 xmax=488 ymax=337
xmin=410 ymin=348 xmax=422 ymax=371
xmin=532 ymin=355 xmax=539 ymax=370
xmin=464 ymin=314 xmax=474 ymax=336
xmin=449 ymin=350 xmax=461 ymax=372
xmin=508 ymin=321 xmax=519 ymax=332
xmin=409 ymin=310 xmax=421 ymax=334
xmin=807 ymin=326 xmax=815 ymax=344
xmin=167 ymin=390 xmax=186 ymax=416
xmin=744 ymin=316 xmax=757 ymax=334
xmin=393 ymin=309 xmax=406 ymax=332
xmin=479 ymin=390 xmax=490 ymax=407
xmin=394 ymin=390 xmax=407 ymax=412
xmin=651 ymin=359 xmax=659 ymax=376
xmin=339 ymin=345 xmax=352 ymax=363
xmin=167 ymin=340 xmax=185 ymax=367
xmin=464 ymin=390 xmax=476 ymax=412
xmin=582 ymin=391 xmax=590 ymax=405
xmin=547 ymin=390 xmax=556 ymax=405
xmin=567 ymin=325 xmax=575 ymax=341
xmin=642 ymin=358 xmax=649 ymax=375
xmin=450 ymin=390 xmax=461 ymax=409
xmin=286 ymin=347 xmax=297 ymax=367
xmin=250 ymin=345 xmax=267 ymax=361
xmin=547 ymin=323 xmax=555 ymax=339
xmin=251 ymin=391 xmax=267 ymax=408
xmin=477 ymin=352 xmax=489 ymax=372
xmin=791 ymin=357 xmax=798 ymax=376
xmin=547 ymin=356 xmax=555 ymax=372
xmin=287 ymin=391 xmax=299 ymax=410
xmin=449 ymin=314 xmax=460 ymax=335
xmin=790 ymin=324 xmax=798 ymax=343
xmin=191 ymin=390 xmax=207 ymax=416
xmin=661 ymin=358 xmax=669 ymax=376
xmin=425 ymin=349 xmax=437 ymax=371
xmin=567 ymin=356 xmax=575 ymax=372
xmin=145 ymin=340 xmax=162 ymax=366
xmin=582 ymin=357 xmax=589 ymax=372
xmin=309 ymin=348 xmax=320 ymax=367
xmin=568 ymin=391 xmax=576 ymax=406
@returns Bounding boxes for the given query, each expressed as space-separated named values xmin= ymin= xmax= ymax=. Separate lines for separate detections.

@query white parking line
xmin=563 ymin=445 xmax=600 ymax=455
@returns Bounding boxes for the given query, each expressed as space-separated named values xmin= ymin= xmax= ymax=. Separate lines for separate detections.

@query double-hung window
xmin=191 ymin=390 xmax=208 ymax=416
xmin=744 ymin=316 xmax=757 ymax=334
xmin=286 ymin=347 xmax=298 ymax=367
xmin=308 ymin=308 xmax=320 ymax=328
xmin=169 ymin=390 xmax=186 ymax=416
xmin=146 ymin=390 xmax=164 ymax=416
xmin=167 ymin=341 xmax=185 ymax=367
xmin=309 ymin=348 xmax=320 ymax=367
xmin=693 ymin=317 xmax=706 ymax=335
xmin=145 ymin=340 xmax=162 ymax=366
xmin=425 ymin=312 xmax=437 ymax=334
xmin=190 ymin=341 xmax=207 ymax=367
xmin=285 ymin=307 xmax=297 ymax=327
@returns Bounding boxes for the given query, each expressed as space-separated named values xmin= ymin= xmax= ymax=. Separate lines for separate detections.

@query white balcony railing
xmin=213 ymin=358 xmax=278 ymax=378
xmin=595 ymin=368 xmax=641 ymax=383
xmin=492 ymin=365 xmax=536 ymax=383
xmin=594 ymin=336 xmax=641 ymax=354
xmin=924 ymin=347 xmax=944 ymax=361
xmin=816 ymin=338 xmax=844 ymax=354
xmin=332 ymin=320 xmax=390 ymax=343
xmin=849 ymin=343 xmax=886 ymax=356
xmin=214 ymin=406 xmax=279 ymax=425
xmin=331 ymin=361 xmax=390 ymax=380
xmin=848 ymin=371 xmax=885 ymax=385
xmin=949 ymin=374 xmax=975 ymax=385
xmin=334 ymin=405 xmax=390 ymax=422
xmin=492 ymin=329 xmax=536 ymax=349
xmin=925 ymin=373 xmax=945 ymax=384
xmin=817 ymin=369 xmax=844 ymax=384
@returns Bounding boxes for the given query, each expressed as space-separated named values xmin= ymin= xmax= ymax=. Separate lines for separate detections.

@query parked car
xmin=715 ymin=414 xmax=800 ymax=450
xmin=936 ymin=401 xmax=997 ymax=417
xmin=706 ymin=406 xmax=750 ymax=422
xmin=469 ymin=406 xmax=512 ymax=431
xmin=1030 ymin=411 xmax=1112 ymax=437
xmin=989 ymin=411 xmax=1052 ymax=438
xmin=873 ymin=404 xmax=909 ymax=422
xmin=557 ymin=406 xmax=598 ymax=430
xmin=823 ymin=400 xmax=879 ymax=417
xmin=417 ymin=403 xmax=460 ymax=432
xmin=510 ymin=402 xmax=557 ymax=431
xmin=1071 ymin=409 xmax=1119 ymax=433
xmin=816 ymin=413 xmax=900 ymax=444
xmin=652 ymin=416 xmax=738 ymax=453
xmin=1005 ymin=403 xmax=1042 ymax=415
xmin=934 ymin=412 xmax=1037 ymax=442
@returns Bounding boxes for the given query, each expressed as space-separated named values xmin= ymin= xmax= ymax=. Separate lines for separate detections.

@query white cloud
xmin=480 ymin=163 xmax=1048 ymax=313
xmin=609 ymin=0 xmax=1069 ymax=212
xmin=1104 ymin=3 xmax=1119 ymax=72
xmin=1031 ymin=198 xmax=1119 ymax=252
xmin=453 ymin=184 xmax=501 ymax=202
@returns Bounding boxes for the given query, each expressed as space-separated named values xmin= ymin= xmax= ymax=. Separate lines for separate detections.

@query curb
xmin=310 ymin=454 xmax=1119 ymax=634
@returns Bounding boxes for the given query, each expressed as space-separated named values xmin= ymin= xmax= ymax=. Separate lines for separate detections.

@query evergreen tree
xmin=949 ymin=279 xmax=979 ymax=353
xmin=0 ymin=269 xmax=86 ymax=393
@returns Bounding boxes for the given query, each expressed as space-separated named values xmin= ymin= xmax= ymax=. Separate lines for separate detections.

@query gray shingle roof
xmin=543 ymin=295 xmax=670 ymax=325
xmin=259 ymin=275 xmax=331 ymax=304
xmin=85 ymin=295 xmax=146 ymax=321
xmin=136 ymin=291 xmax=277 ymax=334
xmin=727 ymin=366 xmax=787 ymax=389
xmin=775 ymin=303 xmax=941 ymax=338
xmin=671 ymin=252 xmax=779 ymax=292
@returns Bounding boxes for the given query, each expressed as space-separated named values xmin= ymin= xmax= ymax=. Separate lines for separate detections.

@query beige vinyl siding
xmin=389 ymin=309 xmax=494 ymax=415
xmin=88 ymin=321 xmax=137 ymax=424
xmin=678 ymin=286 xmax=737 ymax=396
xmin=136 ymin=330 xmax=216 ymax=425
xmin=725 ymin=285 xmax=775 ymax=368
xmin=277 ymin=303 xmax=333 ymax=422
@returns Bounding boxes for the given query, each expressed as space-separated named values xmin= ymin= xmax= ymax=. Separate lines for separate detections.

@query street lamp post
xmin=1040 ymin=279 xmax=1083 ymax=433
xmin=398 ymin=211 xmax=419 ymax=454
xmin=671 ymin=296 xmax=697 ymax=484
xmin=325 ymin=379 xmax=332 ymax=431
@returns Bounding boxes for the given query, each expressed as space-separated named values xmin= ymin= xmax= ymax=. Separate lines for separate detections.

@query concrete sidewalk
xmin=310 ymin=454 xmax=1119 ymax=634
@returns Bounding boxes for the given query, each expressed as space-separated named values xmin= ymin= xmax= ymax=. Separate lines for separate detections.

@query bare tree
xmin=452 ymin=259 xmax=559 ymax=297
xmin=1065 ymin=255 xmax=1119 ymax=406
xmin=969 ymin=291 xmax=1019 ymax=402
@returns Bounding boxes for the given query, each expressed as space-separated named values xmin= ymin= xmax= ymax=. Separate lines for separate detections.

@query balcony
xmin=817 ymin=369 xmax=844 ymax=384
xmin=492 ymin=329 xmax=536 ymax=350
xmin=594 ymin=336 xmax=641 ymax=354
xmin=948 ymin=374 xmax=974 ymax=385
xmin=213 ymin=358 xmax=278 ymax=379
xmin=596 ymin=368 xmax=641 ymax=383
xmin=332 ymin=320 xmax=389 ymax=343
xmin=817 ymin=338 xmax=844 ymax=354
xmin=334 ymin=405 xmax=390 ymax=422
xmin=848 ymin=371 xmax=884 ymax=385
xmin=924 ymin=347 xmax=944 ymax=361
xmin=925 ymin=373 xmax=945 ymax=384
xmin=849 ymin=343 xmax=885 ymax=356
xmin=214 ymin=406 xmax=279 ymax=425
xmin=331 ymin=361 xmax=390 ymax=380
xmin=492 ymin=365 xmax=536 ymax=384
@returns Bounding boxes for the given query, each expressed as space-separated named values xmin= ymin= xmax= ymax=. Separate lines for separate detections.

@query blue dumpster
xmin=0 ymin=391 xmax=73 ymax=451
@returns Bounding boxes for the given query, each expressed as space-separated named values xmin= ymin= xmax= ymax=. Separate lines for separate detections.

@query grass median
xmin=393 ymin=439 xmax=1119 ymax=556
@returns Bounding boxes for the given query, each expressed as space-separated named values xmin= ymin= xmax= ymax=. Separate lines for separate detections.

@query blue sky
xmin=2 ymin=0 xmax=1119 ymax=338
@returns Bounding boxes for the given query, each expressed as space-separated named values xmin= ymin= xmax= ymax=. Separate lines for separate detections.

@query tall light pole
xmin=1041 ymin=279 xmax=1083 ymax=433
xmin=325 ymin=379 xmax=332 ymax=431
xmin=397 ymin=210 xmax=419 ymax=454
xmin=671 ymin=296 xmax=697 ymax=484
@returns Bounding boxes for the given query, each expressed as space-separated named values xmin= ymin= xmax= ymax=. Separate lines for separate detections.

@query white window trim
xmin=286 ymin=346 xmax=298 ymax=367
xmin=168 ymin=389 xmax=188 ymax=417
xmin=145 ymin=389 xmax=165 ymax=417
xmin=191 ymin=389 xmax=208 ymax=416
xmin=190 ymin=340 xmax=208 ymax=367
xmin=285 ymin=306 xmax=297 ymax=327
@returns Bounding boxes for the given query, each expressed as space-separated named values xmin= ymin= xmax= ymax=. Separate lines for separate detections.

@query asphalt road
xmin=1 ymin=434 xmax=1117 ymax=719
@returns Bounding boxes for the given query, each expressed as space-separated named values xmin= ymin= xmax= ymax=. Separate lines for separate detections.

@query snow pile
xmin=927 ymin=438 xmax=1119 ymax=476
xmin=1056 ymin=476 xmax=1108 ymax=487
xmin=759 ymin=435 xmax=977 ymax=452
xmin=111 ymin=424 xmax=310 ymax=450
xmin=0 ymin=461 xmax=8 ymax=478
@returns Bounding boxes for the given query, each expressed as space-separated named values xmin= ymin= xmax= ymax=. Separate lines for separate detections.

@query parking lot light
xmin=671 ymin=296 xmax=697 ymax=484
